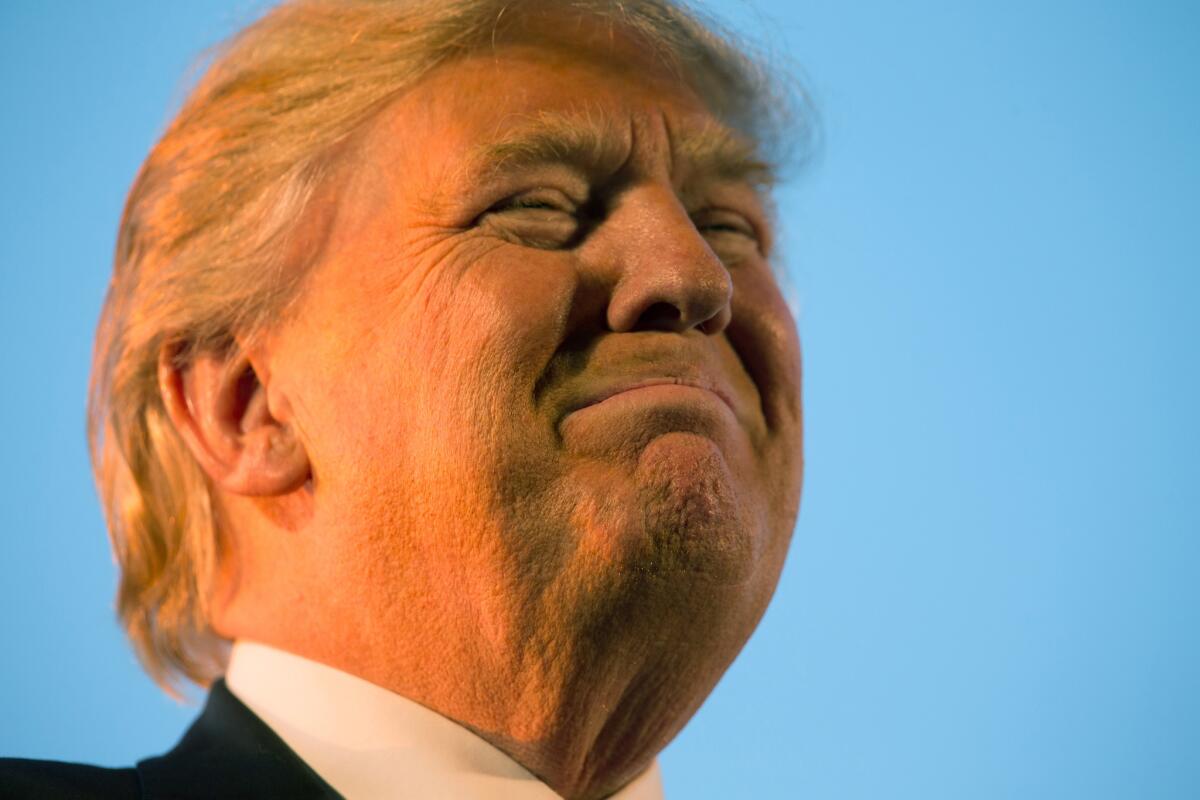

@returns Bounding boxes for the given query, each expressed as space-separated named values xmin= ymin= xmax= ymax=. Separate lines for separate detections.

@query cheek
xmin=315 ymin=242 xmax=582 ymax=512
xmin=295 ymin=235 xmax=579 ymax=502
xmin=423 ymin=244 xmax=579 ymax=420
xmin=724 ymin=265 xmax=803 ymax=526
xmin=729 ymin=264 xmax=802 ymax=435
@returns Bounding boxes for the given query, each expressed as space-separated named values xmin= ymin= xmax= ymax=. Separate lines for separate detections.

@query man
xmin=1 ymin=0 xmax=804 ymax=797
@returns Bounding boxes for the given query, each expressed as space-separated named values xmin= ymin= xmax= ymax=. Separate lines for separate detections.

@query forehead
xmin=348 ymin=39 xmax=771 ymax=200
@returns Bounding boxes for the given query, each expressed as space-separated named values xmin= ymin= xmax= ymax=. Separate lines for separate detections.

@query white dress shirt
xmin=225 ymin=641 xmax=665 ymax=800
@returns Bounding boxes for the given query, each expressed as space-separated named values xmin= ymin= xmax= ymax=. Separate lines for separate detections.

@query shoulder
xmin=0 ymin=758 xmax=140 ymax=799
xmin=133 ymin=679 xmax=340 ymax=799
xmin=2 ymin=681 xmax=339 ymax=800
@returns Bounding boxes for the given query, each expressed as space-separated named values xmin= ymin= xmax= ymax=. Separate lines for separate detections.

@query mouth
xmin=567 ymin=376 xmax=738 ymax=417
xmin=541 ymin=335 xmax=759 ymax=442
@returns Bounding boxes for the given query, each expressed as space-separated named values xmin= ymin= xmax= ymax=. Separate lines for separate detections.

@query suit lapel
xmin=136 ymin=679 xmax=342 ymax=799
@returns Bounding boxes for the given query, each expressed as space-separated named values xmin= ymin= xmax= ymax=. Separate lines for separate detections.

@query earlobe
xmin=158 ymin=342 xmax=311 ymax=497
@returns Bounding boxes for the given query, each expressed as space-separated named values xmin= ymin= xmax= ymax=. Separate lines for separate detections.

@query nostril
xmin=635 ymin=301 xmax=683 ymax=331
xmin=697 ymin=306 xmax=731 ymax=336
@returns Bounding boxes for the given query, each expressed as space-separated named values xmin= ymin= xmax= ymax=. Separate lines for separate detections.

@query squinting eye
xmin=481 ymin=189 xmax=581 ymax=249
xmin=701 ymin=222 xmax=753 ymax=235
xmin=691 ymin=208 xmax=765 ymax=266
xmin=492 ymin=190 xmax=576 ymax=215
xmin=693 ymin=210 xmax=760 ymax=243
xmin=691 ymin=209 xmax=763 ymax=253
xmin=508 ymin=198 xmax=559 ymax=211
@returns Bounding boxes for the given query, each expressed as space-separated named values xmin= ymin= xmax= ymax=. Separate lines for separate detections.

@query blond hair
xmin=89 ymin=0 xmax=806 ymax=692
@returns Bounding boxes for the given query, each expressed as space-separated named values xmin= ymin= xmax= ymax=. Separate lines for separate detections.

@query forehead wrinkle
xmin=460 ymin=108 xmax=633 ymax=184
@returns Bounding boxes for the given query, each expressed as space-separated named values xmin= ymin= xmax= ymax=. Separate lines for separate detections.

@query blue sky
xmin=1 ymin=2 xmax=1197 ymax=797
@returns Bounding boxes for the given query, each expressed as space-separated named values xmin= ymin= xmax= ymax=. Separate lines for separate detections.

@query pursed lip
xmin=566 ymin=375 xmax=738 ymax=417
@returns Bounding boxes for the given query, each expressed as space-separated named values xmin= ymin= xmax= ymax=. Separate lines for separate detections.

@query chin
xmin=631 ymin=432 xmax=763 ymax=585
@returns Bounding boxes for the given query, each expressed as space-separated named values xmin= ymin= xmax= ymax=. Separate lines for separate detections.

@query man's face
xmin=262 ymin=19 xmax=803 ymax=719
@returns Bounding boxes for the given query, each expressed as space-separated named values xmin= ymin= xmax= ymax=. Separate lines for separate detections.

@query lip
xmin=568 ymin=376 xmax=738 ymax=417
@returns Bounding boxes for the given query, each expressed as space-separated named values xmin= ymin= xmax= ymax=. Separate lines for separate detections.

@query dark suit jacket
xmin=0 ymin=679 xmax=342 ymax=799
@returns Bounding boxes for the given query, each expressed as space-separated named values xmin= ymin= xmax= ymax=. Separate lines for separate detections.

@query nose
xmin=604 ymin=188 xmax=733 ymax=336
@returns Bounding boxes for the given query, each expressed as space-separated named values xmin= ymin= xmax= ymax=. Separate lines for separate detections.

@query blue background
xmin=2 ymin=1 xmax=1197 ymax=797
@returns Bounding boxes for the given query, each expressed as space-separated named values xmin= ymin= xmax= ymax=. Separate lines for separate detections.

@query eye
xmin=481 ymin=189 xmax=581 ymax=249
xmin=693 ymin=209 xmax=756 ymax=239
xmin=692 ymin=208 xmax=763 ymax=263
xmin=498 ymin=192 xmax=573 ymax=212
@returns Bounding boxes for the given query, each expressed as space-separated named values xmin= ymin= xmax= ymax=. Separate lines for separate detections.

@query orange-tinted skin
xmin=163 ymin=16 xmax=803 ymax=800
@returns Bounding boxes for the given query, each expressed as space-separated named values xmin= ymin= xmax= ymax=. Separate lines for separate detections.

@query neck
xmin=230 ymin=577 xmax=746 ymax=799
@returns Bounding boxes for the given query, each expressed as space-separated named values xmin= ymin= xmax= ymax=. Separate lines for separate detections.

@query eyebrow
xmin=462 ymin=109 xmax=775 ymax=187
xmin=462 ymin=109 xmax=630 ymax=185
xmin=672 ymin=120 xmax=775 ymax=188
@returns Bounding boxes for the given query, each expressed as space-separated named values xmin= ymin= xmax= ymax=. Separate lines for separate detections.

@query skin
xmin=161 ymin=16 xmax=803 ymax=800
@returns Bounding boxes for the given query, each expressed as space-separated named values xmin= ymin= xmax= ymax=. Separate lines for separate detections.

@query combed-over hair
xmin=88 ymin=0 xmax=806 ymax=692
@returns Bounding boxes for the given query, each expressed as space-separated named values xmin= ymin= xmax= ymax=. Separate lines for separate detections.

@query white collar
xmin=224 ymin=641 xmax=665 ymax=799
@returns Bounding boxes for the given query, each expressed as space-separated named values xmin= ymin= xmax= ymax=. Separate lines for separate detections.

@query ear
xmin=158 ymin=341 xmax=311 ymax=497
